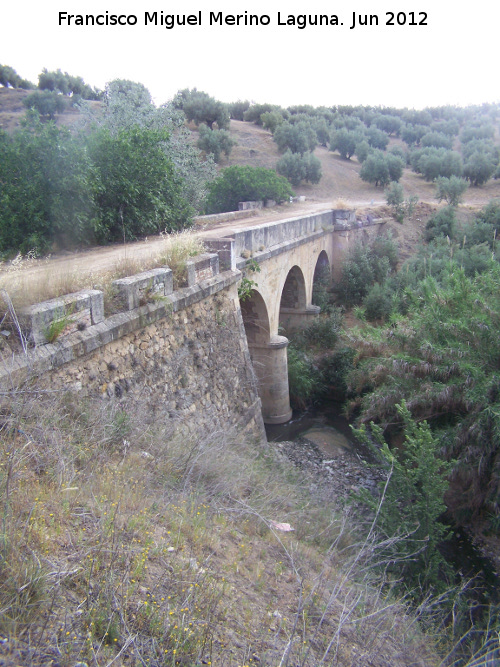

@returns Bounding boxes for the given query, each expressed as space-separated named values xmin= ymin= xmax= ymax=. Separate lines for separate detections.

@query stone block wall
xmin=1 ymin=270 xmax=266 ymax=444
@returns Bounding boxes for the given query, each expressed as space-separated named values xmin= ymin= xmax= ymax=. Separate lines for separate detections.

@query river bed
xmin=266 ymin=404 xmax=500 ymax=607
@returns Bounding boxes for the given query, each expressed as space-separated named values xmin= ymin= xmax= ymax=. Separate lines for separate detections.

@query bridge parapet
xmin=233 ymin=210 xmax=334 ymax=257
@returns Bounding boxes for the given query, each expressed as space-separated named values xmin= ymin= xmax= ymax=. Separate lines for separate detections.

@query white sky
xmin=3 ymin=0 xmax=499 ymax=111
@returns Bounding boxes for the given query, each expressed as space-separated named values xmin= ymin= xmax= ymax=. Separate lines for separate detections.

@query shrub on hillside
xmin=0 ymin=64 xmax=34 ymax=89
xmin=243 ymin=103 xmax=276 ymax=124
xmin=23 ymin=91 xmax=67 ymax=119
xmin=273 ymin=121 xmax=317 ymax=154
xmin=363 ymin=282 xmax=393 ymax=321
xmin=329 ymin=129 xmax=361 ymax=159
xmin=435 ymin=176 xmax=468 ymax=206
xmin=425 ymin=206 xmax=456 ymax=241
xmin=228 ymin=99 xmax=250 ymax=120
xmin=463 ymin=151 xmax=496 ymax=186
xmin=276 ymin=150 xmax=322 ymax=186
xmin=411 ymin=147 xmax=463 ymax=181
xmin=174 ymin=88 xmax=230 ymax=129
xmin=196 ymin=124 xmax=235 ymax=162
xmin=205 ymin=166 xmax=293 ymax=214
xmin=338 ymin=235 xmax=398 ymax=304
xmin=359 ymin=152 xmax=390 ymax=187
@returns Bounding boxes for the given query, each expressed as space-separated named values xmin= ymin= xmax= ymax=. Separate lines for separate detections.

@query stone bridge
xmin=1 ymin=209 xmax=386 ymax=439
xmin=205 ymin=209 xmax=385 ymax=424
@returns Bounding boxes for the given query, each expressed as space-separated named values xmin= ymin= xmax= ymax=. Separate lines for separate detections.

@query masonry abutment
xmin=248 ymin=335 xmax=292 ymax=425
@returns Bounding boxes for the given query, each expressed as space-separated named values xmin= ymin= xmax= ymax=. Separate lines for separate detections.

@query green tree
xmin=228 ymin=100 xmax=250 ymax=120
xmin=421 ymin=131 xmax=453 ymax=149
xmin=0 ymin=117 xmax=93 ymax=253
xmin=243 ymin=103 xmax=277 ymax=124
xmin=23 ymin=91 xmax=67 ymax=119
xmin=175 ymin=88 xmax=230 ymax=129
xmin=365 ymin=126 xmax=389 ymax=150
xmin=196 ymin=124 xmax=235 ymax=163
xmin=312 ymin=117 xmax=331 ymax=147
xmin=205 ymin=165 xmax=293 ymax=214
xmin=84 ymin=79 xmax=216 ymax=213
xmin=274 ymin=121 xmax=317 ymax=154
xmin=412 ymin=147 xmax=463 ymax=181
xmin=276 ymin=150 xmax=322 ymax=186
xmin=359 ymin=151 xmax=390 ymax=187
xmin=354 ymin=140 xmax=370 ymax=163
xmin=401 ymin=123 xmax=427 ymax=147
xmin=463 ymin=151 xmax=496 ymax=186
xmin=261 ymin=111 xmax=285 ymax=133
xmin=329 ymin=128 xmax=361 ymax=159
xmin=386 ymin=153 xmax=404 ymax=182
xmin=38 ymin=68 xmax=101 ymax=100
xmin=88 ymin=126 xmax=192 ymax=243
xmin=0 ymin=64 xmax=34 ymax=89
xmin=435 ymin=176 xmax=468 ymax=206
xmin=373 ymin=113 xmax=402 ymax=136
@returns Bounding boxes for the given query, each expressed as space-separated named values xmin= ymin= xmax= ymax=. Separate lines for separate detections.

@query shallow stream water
xmin=265 ymin=403 xmax=370 ymax=459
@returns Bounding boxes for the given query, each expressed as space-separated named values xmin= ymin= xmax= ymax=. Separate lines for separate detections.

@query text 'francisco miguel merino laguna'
xmin=58 ymin=11 xmax=343 ymax=28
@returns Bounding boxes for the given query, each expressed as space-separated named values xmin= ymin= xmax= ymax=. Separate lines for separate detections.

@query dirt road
xmin=0 ymin=199 xmax=372 ymax=300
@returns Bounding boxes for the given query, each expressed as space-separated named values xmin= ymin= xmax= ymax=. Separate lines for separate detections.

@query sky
xmin=3 ymin=0 xmax=499 ymax=111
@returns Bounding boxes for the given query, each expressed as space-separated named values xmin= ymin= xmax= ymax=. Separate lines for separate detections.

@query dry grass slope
xmin=0 ymin=383 xmax=440 ymax=666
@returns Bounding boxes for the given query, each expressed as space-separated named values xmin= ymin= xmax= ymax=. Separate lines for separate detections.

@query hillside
xmin=223 ymin=119 xmax=500 ymax=208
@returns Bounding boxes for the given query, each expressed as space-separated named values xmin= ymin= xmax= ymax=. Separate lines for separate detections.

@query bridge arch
xmin=312 ymin=250 xmax=332 ymax=309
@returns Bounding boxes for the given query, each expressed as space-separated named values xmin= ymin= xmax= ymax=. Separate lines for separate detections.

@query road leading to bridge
xmin=0 ymin=199 xmax=381 ymax=300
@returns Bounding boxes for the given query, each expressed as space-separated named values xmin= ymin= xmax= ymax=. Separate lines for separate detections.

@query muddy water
xmin=265 ymin=404 xmax=372 ymax=461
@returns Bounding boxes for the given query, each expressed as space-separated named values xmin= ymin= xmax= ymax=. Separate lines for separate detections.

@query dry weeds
xmin=0 ymin=231 xmax=206 ymax=316
xmin=0 ymin=379 xmax=442 ymax=667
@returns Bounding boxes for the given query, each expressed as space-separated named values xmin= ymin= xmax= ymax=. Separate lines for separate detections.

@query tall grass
xmin=0 ymin=230 xmax=206 ymax=316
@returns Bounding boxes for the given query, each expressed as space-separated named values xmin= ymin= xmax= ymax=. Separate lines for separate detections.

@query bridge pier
xmin=279 ymin=304 xmax=321 ymax=335
xmin=248 ymin=335 xmax=293 ymax=424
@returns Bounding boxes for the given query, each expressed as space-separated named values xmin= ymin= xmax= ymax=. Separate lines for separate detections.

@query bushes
xmin=359 ymin=151 xmax=403 ymax=186
xmin=338 ymin=235 xmax=398 ymax=304
xmin=0 ymin=120 xmax=93 ymax=253
xmin=205 ymin=165 xmax=293 ymax=214
xmin=276 ymin=150 xmax=322 ymax=186
xmin=425 ymin=206 xmax=456 ymax=241
xmin=363 ymin=282 xmax=393 ymax=321
xmin=273 ymin=121 xmax=317 ymax=154
xmin=287 ymin=308 xmax=346 ymax=408
xmin=23 ymin=91 xmax=67 ymax=119
xmin=0 ymin=118 xmax=193 ymax=253
xmin=196 ymin=124 xmax=235 ymax=162
xmin=292 ymin=309 xmax=343 ymax=350
xmin=345 ymin=263 xmax=500 ymax=526
xmin=287 ymin=346 xmax=320 ymax=409
xmin=175 ymin=88 xmax=229 ymax=129
xmin=385 ymin=182 xmax=418 ymax=223
xmin=435 ymin=175 xmax=468 ymax=206
xmin=329 ymin=129 xmax=361 ymax=159
xmin=88 ymin=126 xmax=192 ymax=243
